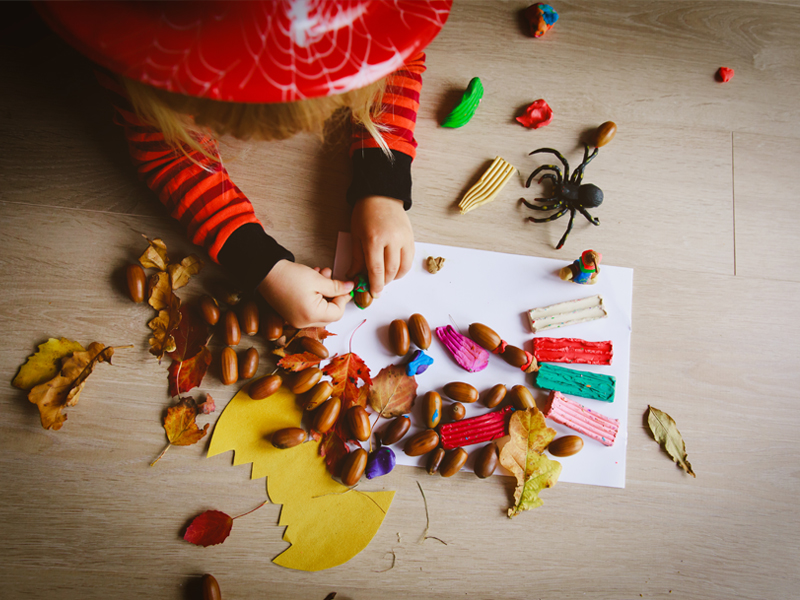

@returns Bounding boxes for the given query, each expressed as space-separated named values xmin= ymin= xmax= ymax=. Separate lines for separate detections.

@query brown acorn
xmin=250 ymin=374 xmax=282 ymax=399
xmin=239 ymin=347 xmax=259 ymax=379
xmin=474 ymin=443 xmax=499 ymax=479
xmin=224 ymin=311 xmax=241 ymax=346
xmin=422 ymin=391 xmax=443 ymax=429
xmin=450 ymin=402 xmax=466 ymax=421
xmin=313 ymin=397 xmax=341 ymax=434
xmin=426 ymin=447 xmax=446 ymax=475
xmin=510 ymin=385 xmax=536 ymax=410
xmin=240 ymin=299 xmax=259 ymax=336
xmin=593 ymin=121 xmax=617 ymax=148
xmin=300 ymin=337 xmax=329 ymax=359
xmin=388 ymin=319 xmax=410 ymax=356
xmin=382 ymin=415 xmax=411 ymax=445
xmin=340 ymin=448 xmax=368 ymax=486
xmin=304 ymin=380 xmax=333 ymax=410
xmin=548 ymin=435 xmax=584 ymax=457
xmin=483 ymin=384 xmax=507 ymax=408
xmin=262 ymin=310 xmax=284 ymax=341
xmin=291 ymin=367 xmax=322 ymax=394
xmin=502 ymin=345 xmax=530 ymax=368
xmin=126 ymin=264 xmax=146 ymax=303
xmin=271 ymin=427 xmax=306 ymax=449
xmin=408 ymin=313 xmax=432 ymax=349
xmin=439 ymin=448 xmax=468 ymax=477
xmin=443 ymin=382 xmax=479 ymax=403
xmin=404 ymin=429 xmax=440 ymax=457
xmin=347 ymin=405 xmax=371 ymax=442
xmin=199 ymin=295 xmax=220 ymax=325
xmin=354 ymin=290 xmax=373 ymax=309
xmin=220 ymin=347 xmax=238 ymax=385
xmin=468 ymin=322 xmax=502 ymax=351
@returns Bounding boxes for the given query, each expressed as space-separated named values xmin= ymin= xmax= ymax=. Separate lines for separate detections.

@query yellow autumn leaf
xmin=12 ymin=337 xmax=85 ymax=390
xmin=139 ymin=236 xmax=169 ymax=271
xmin=147 ymin=271 xmax=174 ymax=311
xmin=27 ymin=342 xmax=115 ymax=430
xmin=168 ymin=254 xmax=203 ymax=289
xmin=499 ymin=408 xmax=562 ymax=517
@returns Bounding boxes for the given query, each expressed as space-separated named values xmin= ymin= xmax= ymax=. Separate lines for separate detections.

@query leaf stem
xmin=150 ymin=443 xmax=171 ymax=466
xmin=348 ymin=319 xmax=367 ymax=354
xmin=232 ymin=499 xmax=268 ymax=520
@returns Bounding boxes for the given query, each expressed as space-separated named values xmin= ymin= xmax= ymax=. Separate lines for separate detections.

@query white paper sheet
xmin=330 ymin=233 xmax=633 ymax=488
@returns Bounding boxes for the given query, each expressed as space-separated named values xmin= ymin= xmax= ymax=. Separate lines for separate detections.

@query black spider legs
xmin=521 ymin=198 xmax=563 ymax=211
xmin=577 ymin=206 xmax=600 ymax=225
xmin=527 ymin=206 xmax=569 ymax=223
xmin=572 ymin=146 xmax=599 ymax=184
xmin=526 ymin=165 xmax=562 ymax=188
xmin=530 ymin=148 xmax=570 ymax=181
xmin=555 ymin=208 xmax=577 ymax=249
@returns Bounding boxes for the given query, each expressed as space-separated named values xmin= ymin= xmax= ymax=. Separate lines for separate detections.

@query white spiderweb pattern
xmin=110 ymin=0 xmax=450 ymax=102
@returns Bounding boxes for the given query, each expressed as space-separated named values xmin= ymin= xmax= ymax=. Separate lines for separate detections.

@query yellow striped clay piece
xmin=458 ymin=157 xmax=517 ymax=215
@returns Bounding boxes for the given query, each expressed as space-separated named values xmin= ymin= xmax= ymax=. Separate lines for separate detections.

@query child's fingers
xmin=347 ymin=243 xmax=366 ymax=280
xmin=383 ymin=245 xmax=401 ymax=286
xmin=318 ymin=267 xmax=333 ymax=279
xmin=397 ymin=244 xmax=415 ymax=280
xmin=364 ymin=248 xmax=386 ymax=297
xmin=318 ymin=276 xmax=355 ymax=299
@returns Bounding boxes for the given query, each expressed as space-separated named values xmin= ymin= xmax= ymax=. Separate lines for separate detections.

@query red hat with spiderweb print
xmin=37 ymin=0 xmax=452 ymax=103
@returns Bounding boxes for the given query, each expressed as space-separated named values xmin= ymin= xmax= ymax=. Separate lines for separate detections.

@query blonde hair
xmin=122 ymin=77 xmax=389 ymax=159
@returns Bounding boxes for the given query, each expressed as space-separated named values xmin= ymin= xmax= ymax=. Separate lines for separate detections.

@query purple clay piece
xmin=365 ymin=446 xmax=396 ymax=479
xmin=435 ymin=325 xmax=490 ymax=372
xmin=406 ymin=349 xmax=434 ymax=376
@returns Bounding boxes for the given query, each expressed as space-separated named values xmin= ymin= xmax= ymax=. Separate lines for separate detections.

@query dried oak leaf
xmin=149 ymin=291 xmax=182 ymax=360
xmin=322 ymin=352 xmax=372 ymax=407
xmin=164 ymin=397 xmax=209 ymax=446
xmin=278 ymin=352 xmax=323 ymax=372
xmin=499 ymin=408 xmax=562 ymax=517
xmin=147 ymin=271 xmax=174 ymax=311
xmin=139 ymin=236 xmax=169 ymax=271
xmin=184 ymin=510 xmax=233 ymax=547
xmin=368 ymin=365 xmax=418 ymax=418
xmin=27 ymin=342 xmax=115 ymax=430
xmin=168 ymin=254 xmax=203 ymax=289
xmin=12 ymin=337 xmax=85 ymax=390
xmin=647 ymin=405 xmax=695 ymax=477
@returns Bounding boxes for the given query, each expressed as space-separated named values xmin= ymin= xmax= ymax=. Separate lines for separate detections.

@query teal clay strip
xmin=442 ymin=77 xmax=484 ymax=128
xmin=535 ymin=363 xmax=616 ymax=403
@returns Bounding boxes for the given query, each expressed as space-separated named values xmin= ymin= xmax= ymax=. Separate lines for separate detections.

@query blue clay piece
xmin=366 ymin=446 xmax=396 ymax=479
xmin=406 ymin=350 xmax=434 ymax=376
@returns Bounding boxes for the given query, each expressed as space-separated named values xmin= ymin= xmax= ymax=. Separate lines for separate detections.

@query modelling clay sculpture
xmin=442 ymin=77 xmax=484 ymax=128
xmin=560 ymin=249 xmax=602 ymax=284
xmin=435 ymin=325 xmax=490 ymax=372
xmin=523 ymin=3 xmax=559 ymax=38
xmin=527 ymin=295 xmax=608 ymax=333
xmin=350 ymin=274 xmax=372 ymax=309
xmin=516 ymin=99 xmax=554 ymax=129
xmin=532 ymin=337 xmax=613 ymax=365
xmin=535 ymin=363 xmax=616 ymax=403
xmin=458 ymin=156 xmax=517 ymax=214
xmin=406 ymin=349 xmax=434 ymax=376
xmin=439 ymin=405 xmax=514 ymax=449
xmin=716 ymin=67 xmax=734 ymax=82
xmin=425 ymin=256 xmax=446 ymax=273
xmin=468 ymin=322 xmax=538 ymax=373
xmin=366 ymin=446 xmax=396 ymax=479
xmin=541 ymin=390 xmax=619 ymax=446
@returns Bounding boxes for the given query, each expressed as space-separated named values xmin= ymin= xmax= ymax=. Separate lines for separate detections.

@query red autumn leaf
xmin=368 ymin=365 xmax=418 ymax=418
xmin=277 ymin=351 xmax=323 ymax=372
xmin=184 ymin=510 xmax=233 ymax=547
xmin=167 ymin=347 xmax=212 ymax=397
xmin=296 ymin=327 xmax=335 ymax=342
xmin=197 ymin=395 xmax=216 ymax=415
xmin=322 ymin=353 xmax=372 ymax=408
xmin=168 ymin=303 xmax=211 ymax=362
xmin=318 ymin=419 xmax=353 ymax=477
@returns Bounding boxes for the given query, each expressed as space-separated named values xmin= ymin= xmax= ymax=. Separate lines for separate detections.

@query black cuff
xmin=217 ymin=223 xmax=295 ymax=291
xmin=347 ymin=148 xmax=413 ymax=210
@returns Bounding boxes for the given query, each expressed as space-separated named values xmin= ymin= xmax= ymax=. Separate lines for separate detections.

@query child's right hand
xmin=257 ymin=260 xmax=354 ymax=328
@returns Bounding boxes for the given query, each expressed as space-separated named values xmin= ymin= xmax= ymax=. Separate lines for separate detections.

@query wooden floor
xmin=2 ymin=1 xmax=799 ymax=599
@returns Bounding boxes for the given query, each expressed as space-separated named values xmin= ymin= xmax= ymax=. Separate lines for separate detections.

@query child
xmin=37 ymin=0 xmax=452 ymax=326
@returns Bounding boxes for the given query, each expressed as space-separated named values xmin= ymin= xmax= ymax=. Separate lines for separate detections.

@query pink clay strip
xmin=542 ymin=391 xmax=618 ymax=446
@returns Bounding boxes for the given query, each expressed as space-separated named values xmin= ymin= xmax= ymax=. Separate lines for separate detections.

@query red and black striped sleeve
xmin=95 ymin=70 xmax=294 ymax=291
xmin=347 ymin=52 xmax=426 ymax=209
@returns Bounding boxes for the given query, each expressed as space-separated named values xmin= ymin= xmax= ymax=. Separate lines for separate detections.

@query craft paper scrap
xmin=332 ymin=233 xmax=633 ymax=489
xmin=208 ymin=384 xmax=394 ymax=571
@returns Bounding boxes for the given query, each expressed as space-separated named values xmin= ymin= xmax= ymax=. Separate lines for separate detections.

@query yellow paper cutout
xmin=207 ymin=384 xmax=394 ymax=571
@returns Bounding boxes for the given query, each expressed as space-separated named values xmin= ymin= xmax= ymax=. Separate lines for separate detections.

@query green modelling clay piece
xmin=442 ymin=77 xmax=484 ymax=128
xmin=350 ymin=274 xmax=370 ymax=310
xmin=535 ymin=363 xmax=616 ymax=403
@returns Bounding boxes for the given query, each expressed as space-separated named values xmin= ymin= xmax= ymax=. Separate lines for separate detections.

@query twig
xmin=311 ymin=486 xmax=387 ymax=515
xmin=416 ymin=481 xmax=448 ymax=545
xmin=374 ymin=550 xmax=397 ymax=573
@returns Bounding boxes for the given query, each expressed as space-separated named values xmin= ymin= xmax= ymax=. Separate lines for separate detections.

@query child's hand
xmin=347 ymin=195 xmax=415 ymax=297
xmin=257 ymin=261 xmax=354 ymax=327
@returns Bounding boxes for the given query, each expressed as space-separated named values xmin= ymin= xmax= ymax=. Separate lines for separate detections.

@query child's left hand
xmin=348 ymin=195 xmax=415 ymax=297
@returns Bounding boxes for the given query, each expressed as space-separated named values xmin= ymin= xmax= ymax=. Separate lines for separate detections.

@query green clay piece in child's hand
xmin=442 ymin=77 xmax=484 ymax=128
xmin=350 ymin=274 xmax=371 ymax=310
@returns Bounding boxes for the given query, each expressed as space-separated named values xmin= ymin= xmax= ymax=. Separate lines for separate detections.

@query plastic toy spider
xmin=521 ymin=146 xmax=603 ymax=249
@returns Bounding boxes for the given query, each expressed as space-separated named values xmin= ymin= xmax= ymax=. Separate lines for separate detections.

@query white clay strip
xmin=541 ymin=390 xmax=619 ymax=447
xmin=458 ymin=156 xmax=517 ymax=215
xmin=527 ymin=295 xmax=608 ymax=333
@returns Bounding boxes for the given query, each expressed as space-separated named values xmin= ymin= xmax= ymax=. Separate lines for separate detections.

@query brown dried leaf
xmin=647 ymin=406 xmax=695 ymax=477
xmin=163 ymin=397 xmax=209 ymax=446
xmin=139 ymin=236 xmax=169 ymax=271
xmin=167 ymin=254 xmax=203 ymax=289
xmin=12 ymin=337 xmax=85 ymax=390
xmin=368 ymin=365 xmax=418 ymax=418
xmin=27 ymin=342 xmax=115 ymax=430
xmin=147 ymin=271 xmax=173 ymax=311
xmin=149 ymin=292 xmax=182 ymax=360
